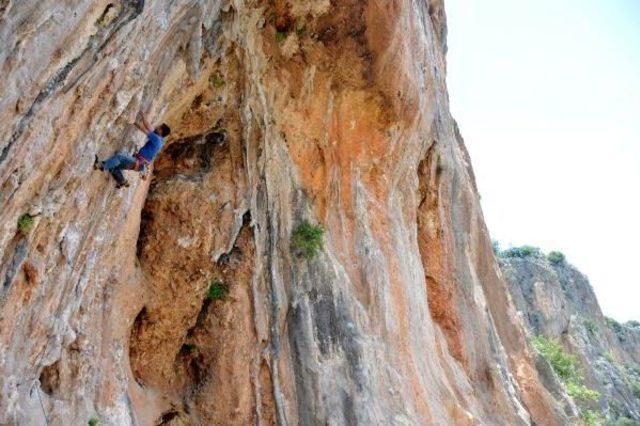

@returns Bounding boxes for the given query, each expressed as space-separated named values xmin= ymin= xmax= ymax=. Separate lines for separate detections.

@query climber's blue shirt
xmin=138 ymin=131 xmax=164 ymax=162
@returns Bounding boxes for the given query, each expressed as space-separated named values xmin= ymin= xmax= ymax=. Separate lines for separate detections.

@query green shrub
xmin=566 ymin=381 xmax=600 ymax=403
xmin=631 ymin=382 xmax=640 ymax=399
xmin=492 ymin=240 xmax=501 ymax=255
xmin=532 ymin=336 xmax=581 ymax=381
xmin=548 ymin=251 xmax=566 ymax=265
xmin=291 ymin=221 xmax=324 ymax=259
xmin=603 ymin=351 xmax=615 ymax=363
xmin=275 ymin=30 xmax=287 ymax=43
xmin=584 ymin=320 xmax=598 ymax=336
xmin=532 ymin=335 xmax=602 ymax=422
xmin=17 ymin=213 xmax=34 ymax=235
xmin=626 ymin=320 xmax=640 ymax=329
xmin=207 ymin=281 xmax=228 ymax=300
xmin=628 ymin=364 xmax=640 ymax=376
xmin=605 ymin=316 xmax=624 ymax=334
xmin=209 ymin=73 xmax=224 ymax=88
xmin=582 ymin=410 xmax=604 ymax=426
xmin=501 ymin=245 xmax=542 ymax=259
xmin=88 ymin=418 xmax=99 ymax=426
xmin=609 ymin=399 xmax=624 ymax=418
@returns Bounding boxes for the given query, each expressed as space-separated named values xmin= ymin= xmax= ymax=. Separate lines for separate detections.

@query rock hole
xmin=155 ymin=409 xmax=190 ymax=425
xmin=158 ymin=410 xmax=178 ymax=423
xmin=175 ymin=341 xmax=206 ymax=388
xmin=129 ymin=306 xmax=149 ymax=382
xmin=39 ymin=361 xmax=60 ymax=396
xmin=190 ymin=94 xmax=203 ymax=109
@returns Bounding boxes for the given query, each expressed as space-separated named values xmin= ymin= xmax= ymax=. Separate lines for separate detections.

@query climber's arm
xmin=134 ymin=121 xmax=148 ymax=135
xmin=134 ymin=111 xmax=153 ymax=134
xmin=140 ymin=112 xmax=152 ymax=133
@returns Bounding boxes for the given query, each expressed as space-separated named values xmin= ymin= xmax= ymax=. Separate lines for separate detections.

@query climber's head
xmin=155 ymin=123 xmax=171 ymax=137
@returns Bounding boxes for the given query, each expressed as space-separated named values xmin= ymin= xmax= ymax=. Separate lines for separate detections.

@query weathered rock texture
xmin=501 ymin=256 xmax=640 ymax=422
xmin=0 ymin=0 xmax=569 ymax=425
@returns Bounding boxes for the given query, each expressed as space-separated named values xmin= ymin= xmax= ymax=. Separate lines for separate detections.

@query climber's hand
xmin=141 ymin=172 xmax=149 ymax=181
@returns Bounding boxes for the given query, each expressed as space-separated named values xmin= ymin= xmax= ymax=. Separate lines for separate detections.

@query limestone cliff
xmin=500 ymin=254 xmax=640 ymax=423
xmin=0 ymin=1 xmax=568 ymax=425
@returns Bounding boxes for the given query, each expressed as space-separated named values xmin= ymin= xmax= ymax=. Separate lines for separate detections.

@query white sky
xmin=445 ymin=0 xmax=640 ymax=322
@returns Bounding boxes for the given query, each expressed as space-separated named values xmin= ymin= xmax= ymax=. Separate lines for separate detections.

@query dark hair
xmin=157 ymin=123 xmax=171 ymax=137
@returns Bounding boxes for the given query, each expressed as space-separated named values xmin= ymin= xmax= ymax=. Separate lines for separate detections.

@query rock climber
xmin=94 ymin=111 xmax=171 ymax=188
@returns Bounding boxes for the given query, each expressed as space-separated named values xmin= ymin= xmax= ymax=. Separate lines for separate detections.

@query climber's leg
xmin=100 ymin=152 xmax=136 ymax=187
xmin=111 ymin=168 xmax=130 ymax=188
xmin=102 ymin=152 xmax=135 ymax=171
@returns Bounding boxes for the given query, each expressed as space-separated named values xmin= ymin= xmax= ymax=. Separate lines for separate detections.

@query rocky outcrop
xmin=0 ymin=1 xmax=569 ymax=425
xmin=500 ymin=255 xmax=640 ymax=422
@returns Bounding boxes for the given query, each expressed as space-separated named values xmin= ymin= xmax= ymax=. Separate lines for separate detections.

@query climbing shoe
xmin=94 ymin=155 xmax=104 ymax=171
xmin=115 ymin=180 xmax=130 ymax=189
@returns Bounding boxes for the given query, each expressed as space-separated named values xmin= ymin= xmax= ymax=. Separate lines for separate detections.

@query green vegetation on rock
xmin=532 ymin=336 xmax=581 ymax=381
xmin=582 ymin=410 xmax=605 ymax=426
xmin=532 ymin=336 xmax=601 ymax=423
xmin=492 ymin=240 xmax=501 ymax=255
xmin=291 ymin=221 xmax=324 ymax=259
xmin=275 ymin=30 xmax=287 ymax=43
xmin=566 ymin=381 xmax=600 ymax=404
xmin=209 ymin=72 xmax=224 ymax=88
xmin=88 ymin=418 xmax=99 ymax=426
xmin=605 ymin=316 xmax=624 ymax=334
xmin=584 ymin=320 xmax=598 ymax=336
xmin=631 ymin=382 xmax=640 ymax=400
xmin=547 ymin=251 xmax=566 ymax=265
xmin=207 ymin=281 xmax=228 ymax=300
xmin=500 ymin=245 xmax=542 ymax=259
xmin=626 ymin=320 xmax=640 ymax=329
xmin=17 ymin=213 xmax=34 ymax=235
xmin=603 ymin=351 xmax=616 ymax=363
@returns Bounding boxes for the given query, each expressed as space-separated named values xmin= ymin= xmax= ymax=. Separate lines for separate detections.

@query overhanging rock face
xmin=0 ymin=1 xmax=567 ymax=424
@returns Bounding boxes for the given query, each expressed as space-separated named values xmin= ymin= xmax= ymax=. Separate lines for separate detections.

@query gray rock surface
xmin=501 ymin=255 xmax=640 ymax=422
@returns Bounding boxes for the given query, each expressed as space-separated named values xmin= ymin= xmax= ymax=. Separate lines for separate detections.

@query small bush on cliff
xmin=275 ymin=30 xmax=287 ymax=43
xmin=605 ymin=316 xmax=624 ymax=334
xmin=547 ymin=251 xmax=566 ymax=265
xmin=88 ymin=418 xmax=99 ymax=426
xmin=291 ymin=221 xmax=324 ymax=259
xmin=500 ymin=245 xmax=542 ymax=259
xmin=631 ymin=382 xmax=640 ymax=399
xmin=209 ymin=72 xmax=224 ymax=88
xmin=532 ymin=336 xmax=602 ymax=423
xmin=603 ymin=351 xmax=616 ymax=363
xmin=582 ymin=410 xmax=604 ymax=426
xmin=566 ymin=381 xmax=600 ymax=403
xmin=492 ymin=240 xmax=501 ymax=255
xmin=626 ymin=320 xmax=640 ymax=329
xmin=17 ymin=213 xmax=34 ymax=235
xmin=584 ymin=320 xmax=598 ymax=336
xmin=207 ymin=281 xmax=228 ymax=300
xmin=532 ymin=336 xmax=580 ymax=381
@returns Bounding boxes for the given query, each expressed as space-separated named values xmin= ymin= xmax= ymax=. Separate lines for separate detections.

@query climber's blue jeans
xmin=103 ymin=153 xmax=136 ymax=184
